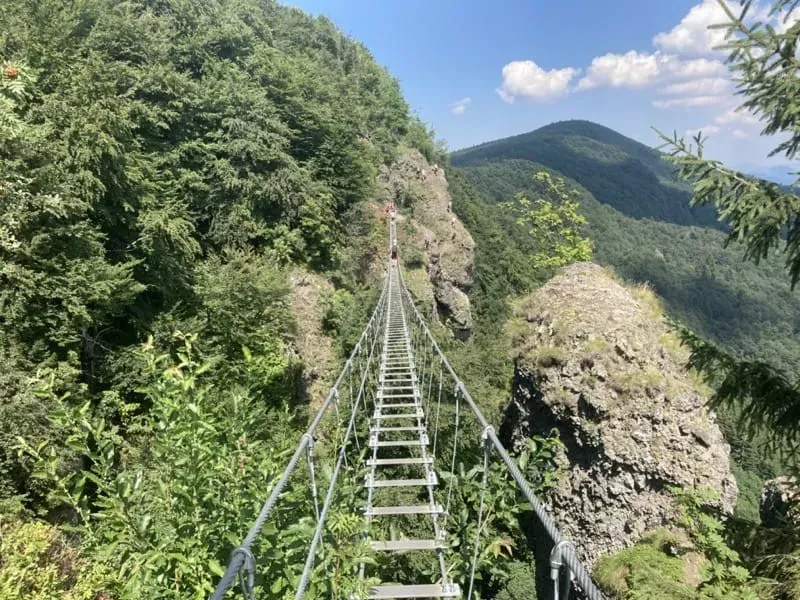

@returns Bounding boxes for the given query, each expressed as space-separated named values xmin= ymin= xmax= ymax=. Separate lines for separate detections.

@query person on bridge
xmin=391 ymin=243 xmax=398 ymax=267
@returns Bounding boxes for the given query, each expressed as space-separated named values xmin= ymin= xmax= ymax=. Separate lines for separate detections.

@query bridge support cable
xmin=209 ymin=274 xmax=389 ymax=600
xmin=395 ymin=267 xmax=605 ymax=600
xmin=295 ymin=299 xmax=385 ymax=599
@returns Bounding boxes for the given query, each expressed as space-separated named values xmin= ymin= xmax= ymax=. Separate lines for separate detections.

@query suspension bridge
xmin=210 ymin=219 xmax=604 ymax=599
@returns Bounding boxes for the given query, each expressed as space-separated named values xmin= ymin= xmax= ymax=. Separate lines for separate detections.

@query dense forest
xmin=453 ymin=125 xmax=800 ymax=379
xmin=452 ymin=120 xmax=723 ymax=230
xmin=0 ymin=0 xmax=443 ymax=597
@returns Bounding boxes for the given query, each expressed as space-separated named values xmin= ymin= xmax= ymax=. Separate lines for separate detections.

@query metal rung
xmin=372 ymin=411 xmax=423 ymax=420
xmin=370 ymin=425 xmax=424 ymax=433
xmin=378 ymin=403 xmax=418 ymax=409
xmin=368 ymin=584 xmax=461 ymax=598
xmin=368 ymin=436 xmax=429 ymax=448
xmin=365 ymin=474 xmax=438 ymax=488
xmin=365 ymin=504 xmax=445 ymax=516
xmin=369 ymin=539 xmax=446 ymax=552
xmin=379 ymin=393 xmax=417 ymax=399
xmin=367 ymin=457 xmax=433 ymax=466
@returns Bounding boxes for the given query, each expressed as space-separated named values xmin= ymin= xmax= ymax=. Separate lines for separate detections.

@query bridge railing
xmin=396 ymin=266 xmax=605 ymax=600
xmin=209 ymin=272 xmax=390 ymax=600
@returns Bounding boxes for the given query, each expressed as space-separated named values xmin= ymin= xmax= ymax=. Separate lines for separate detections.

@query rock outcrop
xmin=761 ymin=477 xmax=800 ymax=527
xmin=376 ymin=149 xmax=475 ymax=335
xmin=503 ymin=262 xmax=737 ymax=565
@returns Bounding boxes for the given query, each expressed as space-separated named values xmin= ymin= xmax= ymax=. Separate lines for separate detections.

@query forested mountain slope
xmin=452 ymin=120 xmax=721 ymax=229
xmin=453 ymin=126 xmax=800 ymax=379
xmin=449 ymin=127 xmax=799 ymax=523
xmin=0 ymin=0 xmax=444 ymax=596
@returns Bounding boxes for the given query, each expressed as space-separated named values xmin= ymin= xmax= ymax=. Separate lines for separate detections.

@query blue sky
xmin=284 ymin=0 xmax=796 ymax=171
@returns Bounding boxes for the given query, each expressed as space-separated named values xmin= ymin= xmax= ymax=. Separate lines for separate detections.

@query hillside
xmin=0 ymin=0 xmax=448 ymax=596
xmin=452 ymin=120 xmax=721 ymax=229
xmin=453 ymin=124 xmax=800 ymax=379
xmin=449 ymin=124 xmax=800 ymax=523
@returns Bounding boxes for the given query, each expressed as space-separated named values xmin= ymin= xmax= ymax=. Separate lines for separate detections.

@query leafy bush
xmin=23 ymin=335 xmax=302 ymax=599
xmin=594 ymin=489 xmax=760 ymax=600
xmin=0 ymin=519 xmax=117 ymax=599
xmin=494 ymin=559 xmax=537 ymax=599
xmin=402 ymin=244 xmax=425 ymax=269
xmin=594 ymin=529 xmax=694 ymax=600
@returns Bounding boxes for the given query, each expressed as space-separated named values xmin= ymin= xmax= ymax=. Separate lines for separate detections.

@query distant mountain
xmin=741 ymin=163 xmax=797 ymax=186
xmin=452 ymin=120 xmax=722 ymax=229
xmin=449 ymin=121 xmax=800 ymax=379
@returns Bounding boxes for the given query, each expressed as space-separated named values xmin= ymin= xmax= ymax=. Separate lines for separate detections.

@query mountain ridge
xmin=452 ymin=119 xmax=722 ymax=229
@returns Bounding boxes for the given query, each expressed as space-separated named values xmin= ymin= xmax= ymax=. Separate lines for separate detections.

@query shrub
xmin=0 ymin=519 xmax=117 ymax=599
xmin=534 ymin=345 xmax=566 ymax=368
xmin=402 ymin=245 xmax=425 ymax=269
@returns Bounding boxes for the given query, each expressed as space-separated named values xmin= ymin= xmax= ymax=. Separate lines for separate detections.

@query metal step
xmin=369 ymin=539 xmax=446 ymax=552
xmin=378 ymin=402 xmax=419 ymax=409
xmin=372 ymin=411 xmax=424 ymax=420
xmin=365 ymin=474 xmax=438 ymax=488
xmin=370 ymin=425 xmax=424 ymax=433
xmin=366 ymin=457 xmax=433 ymax=466
xmin=368 ymin=584 xmax=461 ymax=599
xmin=369 ymin=435 xmax=429 ymax=448
xmin=365 ymin=504 xmax=445 ymax=516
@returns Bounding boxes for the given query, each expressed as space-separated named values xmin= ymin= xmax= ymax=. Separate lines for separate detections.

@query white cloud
xmin=685 ymin=105 xmax=762 ymax=139
xmin=672 ymin=56 xmax=728 ymax=79
xmin=715 ymin=106 xmax=760 ymax=126
xmin=686 ymin=124 xmax=721 ymax=136
xmin=450 ymin=97 xmax=471 ymax=116
xmin=576 ymin=51 xmax=726 ymax=91
xmin=496 ymin=60 xmax=579 ymax=103
xmin=577 ymin=51 xmax=662 ymax=90
xmin=653 ymin=95 xmax=728 ymax=109
xmin=653 ymin=0 xmax=735 ymax=55
xmin=659 ymin=77 xmax=729 ymax=96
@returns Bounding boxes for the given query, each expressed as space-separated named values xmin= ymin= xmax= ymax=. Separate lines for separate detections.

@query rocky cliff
xmin=376 ymin=149 xmax=475 ymax=335
xmin=502 ymin=262 xmax=737 ymax=565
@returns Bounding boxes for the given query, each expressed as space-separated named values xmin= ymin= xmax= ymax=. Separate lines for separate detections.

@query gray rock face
xmin=503 ymin=262 xmax=737 ymax=566
xmin=761 ymin=477 xmax=800 ymax=527
xmin=376 ymin=149 xmax=474 ymax=334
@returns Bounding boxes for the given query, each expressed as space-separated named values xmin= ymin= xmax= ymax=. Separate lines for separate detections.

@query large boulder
xmin=503 ymin=262 xmax=737 ymax=565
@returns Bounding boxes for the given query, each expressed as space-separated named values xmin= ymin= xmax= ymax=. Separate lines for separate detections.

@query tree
xmin=499 ymin=171 xmax=593 ymax=273
xmin=654 ymin=0 xmax=800 ymax=456
xmin=655 ymin=2 xmax=800 ymax=596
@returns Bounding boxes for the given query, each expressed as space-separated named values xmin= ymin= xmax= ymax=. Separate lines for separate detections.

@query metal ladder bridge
xmin=209 ymin=219 xmax=605 ymax=600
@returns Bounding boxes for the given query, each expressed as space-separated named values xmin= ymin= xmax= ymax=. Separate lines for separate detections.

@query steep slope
xmin=452 ymin=120 xmax=720 ymax=228
xmin=376 ymin=149 xmax=475 ymax=335
xmin=0 ymin=1 xmax=452 ymax=596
